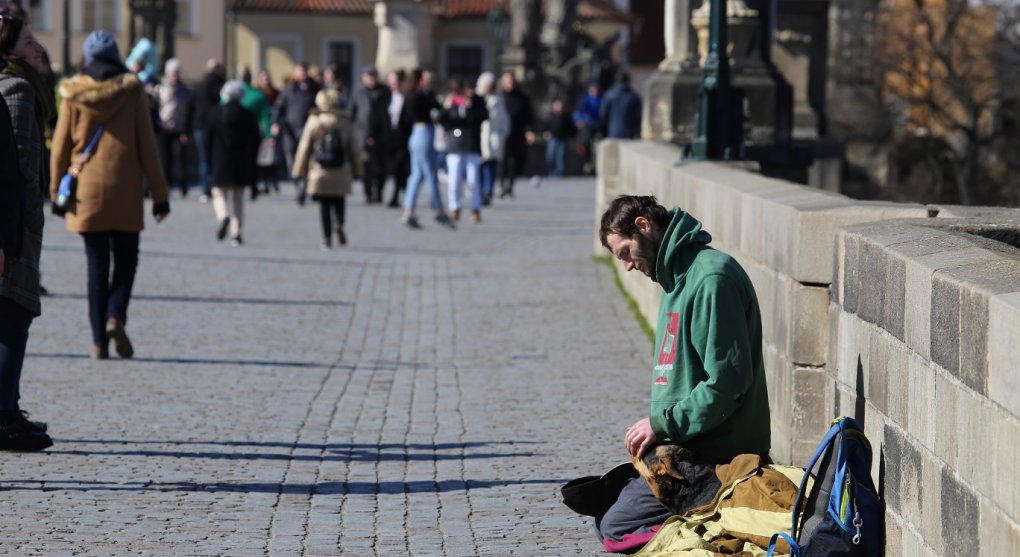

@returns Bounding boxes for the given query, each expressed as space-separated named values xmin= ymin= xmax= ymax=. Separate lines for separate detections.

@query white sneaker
xmin=531 ymin=176 xmax=542 ymax=188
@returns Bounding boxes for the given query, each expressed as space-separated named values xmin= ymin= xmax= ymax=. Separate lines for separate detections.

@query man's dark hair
xmin=599 ymin=195 xmax=671 ymax=249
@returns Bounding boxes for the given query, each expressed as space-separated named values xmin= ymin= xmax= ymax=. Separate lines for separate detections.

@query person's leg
xmin=0 ymin=297 xmax=50 ymax=449
xmin=211 ymin=186 xmax=230 ymax=240
xmin=318 ymin=199 xmax=332 ymax=246
xmin=106 ymin=231 xmax=139 ymax=326
xmin=545 ymin=140 xmax=556 ymax=176
xmin=81 ymin=232 xmax=111 ymax=354
xmin=426 ymin=143 xmax=445 ymax=214
xmin=193 ymin=129 xmax=210 ymax=198
xmin=390 ymin=149 xmax=408 ymax=207
xmin=403 ymin=130 xmax=426 ymax=217
xmin=159 ymin=132 xmax=174 ymax=193
xmin=173 ymin=134 xmax=189 ymax=197
xmin=595 ymin=477 xmax=673 ymax=552
xmin=282 ymin=132 xmax=305 ymax=204
xmin=335 ymin=197 xmax=347 ymax=245
xmin=0 ymin=298 xmax=32 ymax=412
xmin=230 ymin=187 xmax=245 ymax=240
xmin=446 ymin=152 xmax=465 ymax=214
xmin=555 ymin=139 xmax=567 ymax=177
xmin=466 ymin=154 xmax=482 ymax=214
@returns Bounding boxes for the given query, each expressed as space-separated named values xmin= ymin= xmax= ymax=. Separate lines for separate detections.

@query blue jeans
xmin=403 ymin=125 xmax=443 ymax=213
xmin=546 ymin=138 xmax=566 ymax=177
xmin=480 ymin=160 xmax=497 ymax=200
xmin=192 ymin=129 xmax=210 ymax=197
xmin=82 ymin=231 xmax=139 ymax=346
xmin=0 ymin=297 xmax=32 ymax=412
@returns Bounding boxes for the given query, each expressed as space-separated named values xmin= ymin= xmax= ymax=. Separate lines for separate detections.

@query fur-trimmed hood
xmin=58 ymin=73 xmax=143 ymax=119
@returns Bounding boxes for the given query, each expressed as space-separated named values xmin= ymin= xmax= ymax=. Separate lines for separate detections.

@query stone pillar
xmin=374 ymin=0 xmax=433 ymax=76
xmin=641 ymin=0 xmax=703 ymax=142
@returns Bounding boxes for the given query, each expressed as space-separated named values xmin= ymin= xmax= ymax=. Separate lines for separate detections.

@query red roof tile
xmin=234 ymin=0 xmax=374 ymax=15
xmin=236 ymin=0 xmax=635 ymax=24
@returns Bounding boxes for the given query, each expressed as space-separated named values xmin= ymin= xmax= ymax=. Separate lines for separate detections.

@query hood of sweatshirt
xmin=655 ymin=208 xmax=713 ymax=293
xmin=57 ymin=72 xmax=142 ymax=121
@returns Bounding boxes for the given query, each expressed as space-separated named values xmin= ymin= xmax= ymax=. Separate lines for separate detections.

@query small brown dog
xmin=631 ymin=444 xmax=722 ymax=515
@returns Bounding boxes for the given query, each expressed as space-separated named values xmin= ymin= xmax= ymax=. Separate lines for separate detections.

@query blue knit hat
xmin=82 ymin=30 xmax=121 ymax=64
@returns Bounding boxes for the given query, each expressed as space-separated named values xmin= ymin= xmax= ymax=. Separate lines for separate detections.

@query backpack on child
xmin=313 ymin=124 xmax=346 ymax=168
xmin=767 ymin=416 xmax=884 ymax=557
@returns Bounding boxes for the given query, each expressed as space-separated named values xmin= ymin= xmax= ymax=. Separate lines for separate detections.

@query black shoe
xmin=217 ymin=217 xmax=229 ymax=241
xmin=230 ymin=236 xmax=243 ymax=247
xmin=19 ymin=410 xmax=46 ymax=434
xmin=0 ymin=411 xmax=52 ymax=451
xmin=387 ymin=199 xmax=400 ymax=208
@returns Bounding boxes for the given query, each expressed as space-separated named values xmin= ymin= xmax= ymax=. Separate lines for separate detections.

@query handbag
xmin=256 ymin=137 xmax=278 ymax=167
xmin=53 ymin=124 xmax=104 ymax=216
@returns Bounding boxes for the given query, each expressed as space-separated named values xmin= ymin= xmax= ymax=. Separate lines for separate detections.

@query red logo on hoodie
xmin=654 ymin=313 xmax=680 ymax=385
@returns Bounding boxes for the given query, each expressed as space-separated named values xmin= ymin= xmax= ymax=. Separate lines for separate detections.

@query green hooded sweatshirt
xmin=649 ymin=209 xmax=771 ymax=463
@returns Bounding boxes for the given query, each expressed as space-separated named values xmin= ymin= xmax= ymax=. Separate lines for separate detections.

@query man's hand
xmin=271 ymin=123 xmax=280 ymax=138
xmin=625 ymin=417 xmax=656 ymax=458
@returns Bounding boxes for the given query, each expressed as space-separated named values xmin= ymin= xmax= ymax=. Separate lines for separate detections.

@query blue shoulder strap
xmin=789 ymin=418 xmax=845 ymax=540
xmin=767 ymin=532 xmax=800 ymax=557
xmin=83 ymin=124 xmax=105 ymax=155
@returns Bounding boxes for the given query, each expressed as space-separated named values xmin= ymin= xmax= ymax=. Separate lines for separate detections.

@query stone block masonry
xmin=596 ymin=139 xmax=1020 ymax=556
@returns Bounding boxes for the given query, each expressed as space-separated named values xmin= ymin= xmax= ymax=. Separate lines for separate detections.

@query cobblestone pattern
xmin=2 ymin=179 xmax=651 ymax=556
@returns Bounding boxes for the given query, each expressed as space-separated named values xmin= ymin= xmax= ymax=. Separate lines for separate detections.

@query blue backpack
xmin=767 ymin=417 xmax=884 ymax=557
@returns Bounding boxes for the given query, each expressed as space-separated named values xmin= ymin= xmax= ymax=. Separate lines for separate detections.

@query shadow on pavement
xmin=45 ymin=292 xmax=354 ymax=307
xmin=26 ymin=352 xmax=337 ymax=369
xmin=0 ymin=478 xmax=565 ymax=494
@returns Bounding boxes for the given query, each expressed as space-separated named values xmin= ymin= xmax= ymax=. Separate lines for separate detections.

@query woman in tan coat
xmin=49 ymin=30 xmax=170 ymax=360
xmin=292 ymin=88 xmax=362 ymax=249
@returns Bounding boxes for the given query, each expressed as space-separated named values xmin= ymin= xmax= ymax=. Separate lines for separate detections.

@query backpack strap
xmin=766 ymin=532 xmax=799 ymax=557
xmin=790 ymin=418 xmax=844 ymax=540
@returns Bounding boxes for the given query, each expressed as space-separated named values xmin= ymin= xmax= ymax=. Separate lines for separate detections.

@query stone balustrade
xmin=595 ymin=139 xmax=1020 ymax=556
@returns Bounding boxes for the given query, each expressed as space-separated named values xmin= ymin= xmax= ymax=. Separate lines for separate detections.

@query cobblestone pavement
xmin=3 ymin=178 xmax=652 ymax=556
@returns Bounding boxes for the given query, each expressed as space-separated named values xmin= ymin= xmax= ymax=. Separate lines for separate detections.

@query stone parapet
xmin=596 ymin=139 xmax=1020 ymax=556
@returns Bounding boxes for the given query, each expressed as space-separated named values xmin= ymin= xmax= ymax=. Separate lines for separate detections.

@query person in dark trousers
xmin=272 ymin=62 xmax=320 ymax=205
xmin=543 ymin=99 xmax=576 ymax=177
xmin=497 ymin=71 xmax=535 ymax=199
xmin=0 ymin=13 xmax=52 ymax=451
xmin=599 ymin=72 xmax=643 ymax=139
xmin=49 ymin=30 xmax=171 ymax=361
xmin=205 ymin=80 xmax=260 ymax=246
xmin=185 ymin=59 xmax=226 ymax=202
xmin=292 ymin=89 xmax=364 ymax=249
xmin=385 ymin=69 xmax=410 ymax=208
xmin=154 ymin=58 xmax=191 ymax=197
xmin=349 ymin=65 xmax=390 ymax=203
xmin=595 ymin=195 xmax=771 ymax=553
xmin=572 ymin=81 xmax=602 ymax=174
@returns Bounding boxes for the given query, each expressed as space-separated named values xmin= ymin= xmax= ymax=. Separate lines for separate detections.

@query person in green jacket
xmin=593 ymin=195 xmax=771 ymax=552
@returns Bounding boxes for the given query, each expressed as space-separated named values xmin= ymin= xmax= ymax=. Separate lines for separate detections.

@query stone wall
xmin=595 ymin=140 xmax=1020 ymax=555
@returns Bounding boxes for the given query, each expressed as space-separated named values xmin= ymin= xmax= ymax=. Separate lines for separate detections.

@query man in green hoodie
xmin=592 ymin=195 xmax=771 ymax=552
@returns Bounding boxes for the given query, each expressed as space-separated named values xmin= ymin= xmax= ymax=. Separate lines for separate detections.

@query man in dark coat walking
xmin=272 ymin=62 xmax=320 ymax=205
xmin=186 ymin=59 xmax=225 ymax=202
xmin=600 ymin=72 xmax=642 ymax=139
xmin=349 ymin=65 xmax=390 ymax=203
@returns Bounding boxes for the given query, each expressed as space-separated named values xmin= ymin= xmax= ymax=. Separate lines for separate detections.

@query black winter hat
xmin=560 ymin=462 xmax=639 ymax=517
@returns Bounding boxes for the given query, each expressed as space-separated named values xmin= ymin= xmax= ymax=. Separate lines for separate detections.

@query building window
xmin=174 ymin=0 xmax=196 ymax=36
xmin=445 ymin=45 xmax=484 ymax=83
xmin=82 ymin=0 xmax=120 ymax=33
xmin=27 ymin=0 xmax=49 ymax=31
xmin=326 ymin=41 xmax=355 ymax=90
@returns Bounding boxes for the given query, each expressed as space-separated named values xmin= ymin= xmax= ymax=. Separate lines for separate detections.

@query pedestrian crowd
xmin=0 ymin=11 xmax=644 ymax=455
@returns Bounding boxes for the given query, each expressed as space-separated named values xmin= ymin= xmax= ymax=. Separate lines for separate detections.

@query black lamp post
xmin=688 ymin=0 xmax=744 ymax=161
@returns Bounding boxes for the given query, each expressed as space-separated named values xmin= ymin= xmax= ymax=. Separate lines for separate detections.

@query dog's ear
xmin=648 ymin=451 xmax=688 ymax=483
